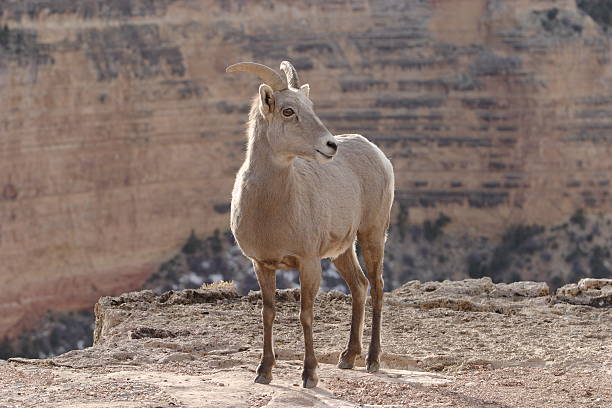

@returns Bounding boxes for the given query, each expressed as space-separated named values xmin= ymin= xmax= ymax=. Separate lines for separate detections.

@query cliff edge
xmin=1 ymin=278 xmax=610 ymax=407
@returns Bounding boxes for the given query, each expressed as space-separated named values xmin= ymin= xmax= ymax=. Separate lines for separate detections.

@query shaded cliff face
xmin=1 ymin=0 xmax=612 ymax=338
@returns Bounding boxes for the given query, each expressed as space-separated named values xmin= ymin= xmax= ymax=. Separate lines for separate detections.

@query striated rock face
xmin=2 ymin=0 xmax=612 ymax=339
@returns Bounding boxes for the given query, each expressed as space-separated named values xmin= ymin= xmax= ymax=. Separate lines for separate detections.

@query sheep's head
xmin=226 ymin=61 xmax=338 ymax=163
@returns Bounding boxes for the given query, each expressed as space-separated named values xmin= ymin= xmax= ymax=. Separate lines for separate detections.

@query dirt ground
xmin=0 ymin=278 xmax=610 ymax=407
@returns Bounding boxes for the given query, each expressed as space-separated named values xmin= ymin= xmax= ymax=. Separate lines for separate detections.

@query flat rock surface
xmin=1 ymin=279 xmax=610 ymax=407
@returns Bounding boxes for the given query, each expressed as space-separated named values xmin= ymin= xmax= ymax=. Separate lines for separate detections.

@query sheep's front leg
xmin=298 ymin=258 xmax=321 ymax=388
xmin=253 ymin=261 xmax=276 ymax=384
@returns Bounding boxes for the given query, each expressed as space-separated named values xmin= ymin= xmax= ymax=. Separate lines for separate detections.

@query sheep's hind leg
xmin=360 ymin=232 xmax=386 ymax=373
xmin=298 ymin=258 xmax=322 ymax=388
xmin=253 ymin=261 xmax=276 ymax=384
xmin=332 ymin=246 xmax=368 ymax=369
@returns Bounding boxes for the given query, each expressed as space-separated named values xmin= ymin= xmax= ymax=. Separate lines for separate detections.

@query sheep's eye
xmin=282 ymin=108 xmax=295 ymax=117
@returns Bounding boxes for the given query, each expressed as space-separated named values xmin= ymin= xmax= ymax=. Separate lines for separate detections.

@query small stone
xmin=556 ymin=279 xmax=612 ymax=307
xmin=578 ymin=278 xmax=612 ymax=291
xmin=492 ymin=281 xmax=549 ymax=297
xmin=158 ymin=352 xmax=194 ymax=363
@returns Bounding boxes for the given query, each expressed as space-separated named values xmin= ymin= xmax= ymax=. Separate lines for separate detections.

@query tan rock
xmin=577 ymin=278 xmax=612 ymax=291
xmin=556 ymin=278 xmax=612 ymax=307
xmin=491 ymin=281 xmax=550 ymax=298
xmin=2 ymin=280 xmax=610 ymax=407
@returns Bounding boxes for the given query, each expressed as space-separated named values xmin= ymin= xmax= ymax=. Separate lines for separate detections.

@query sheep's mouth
xmin=315 ymin=150 xmax=334 ymax=160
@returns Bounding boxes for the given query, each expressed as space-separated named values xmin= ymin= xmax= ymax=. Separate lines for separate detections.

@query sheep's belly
xmin=319 ymin=229 xmax=356 ymax=260
xmin=320 ymin=242 xmax=352 ymax=260
xmin=234 ymin=234 xmax=299 ymax=270
xmin=234 ymin=224 xmax=355 ymax=269
xmin=258 ymin=256 xmax=299 ymax=270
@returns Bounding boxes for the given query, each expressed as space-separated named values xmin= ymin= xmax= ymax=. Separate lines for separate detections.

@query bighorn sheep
xmin=226 ymin=61 xmax=394 ymax=388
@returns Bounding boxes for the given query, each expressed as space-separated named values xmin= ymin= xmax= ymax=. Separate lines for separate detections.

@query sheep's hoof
xmin=337 ymin=360 xmax=354 ymax=369
xmin=301 ymin=371 xmax=319 ymax=388
xmin=338 ymin=349 xmax=358 ymax=369
xmin=254 ymin=374 xmax=272 ymax=384
xmin=366 ymin=361 xmax=380 ymax=373
xmin=302 ymin=377 xmax=318 ymax=388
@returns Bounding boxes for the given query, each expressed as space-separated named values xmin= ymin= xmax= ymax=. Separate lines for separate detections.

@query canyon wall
xmin=1 ymin=0 xmax=612 ymax=338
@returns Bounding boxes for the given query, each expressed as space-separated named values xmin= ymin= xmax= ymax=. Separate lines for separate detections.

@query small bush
xmin=0 ymin=337 xmax=14 ymax=360
xmin=467 ymin=252 xmax=488 ymax=278
xmin=206 ymin=229 xmax=223 ymax=255
xmin=578 ymin=0 xmax=612 ymax=31
xmin=500 ymin=224 xmax=545 ymax=253
xmin=423 ymin=213 xmax=451 ymax=242
xmin=565 ymin=246 xmax=587 ymax=263
xmin=488 ymin=247 xmax=512 ymax=279
xmin=589 ymin=245 xmax=611 ymax=278
xmin=182 ymin=230 xmax=203 ymax=255
xmin=396 ymin=202 xmax=409 ymax=243
xmin=570 ymin=208 xmax=587 ymax=229
xmin=466 ymin=224 xmax=544 ymax=281
xmin=0 ymin=25 xmax=9 ymax=48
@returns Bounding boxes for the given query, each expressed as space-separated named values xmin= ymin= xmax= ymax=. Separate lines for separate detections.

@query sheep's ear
xmin=259 ymin=84 xmax=275 ymax=116
xmin=299 ymin=84 xmax=310 ymax=97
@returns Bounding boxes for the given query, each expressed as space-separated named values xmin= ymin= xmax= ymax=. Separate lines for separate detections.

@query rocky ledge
xmin=1 ymin=278 xmax=610 ymax=407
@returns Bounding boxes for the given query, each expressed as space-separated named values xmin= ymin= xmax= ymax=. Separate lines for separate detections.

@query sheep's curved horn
xmin=280 ymin=60 xmax=300 ymax=89
xmin=226 ymin=62 xmax=286 ymax=91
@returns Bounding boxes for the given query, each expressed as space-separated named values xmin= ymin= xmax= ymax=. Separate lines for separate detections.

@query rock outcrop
xmin=2 ymin=0 xmax=612 ymax=340
xmin=556 ymin=277 xmax=612 ymax=306
xmin=1 ymin=278 xmax=610 ymax=407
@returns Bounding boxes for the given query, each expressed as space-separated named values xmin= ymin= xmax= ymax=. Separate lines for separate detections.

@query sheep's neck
xmin=244 ymin=121 xmax=297 ymax=203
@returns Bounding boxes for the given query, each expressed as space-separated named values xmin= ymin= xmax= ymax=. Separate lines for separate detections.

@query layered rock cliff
xmin=1 ymin=0 xmax=612 ymax=339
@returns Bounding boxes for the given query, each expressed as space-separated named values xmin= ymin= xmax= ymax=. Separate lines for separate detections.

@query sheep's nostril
xmin=327 ymin=141 xmax=338 ymax=152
